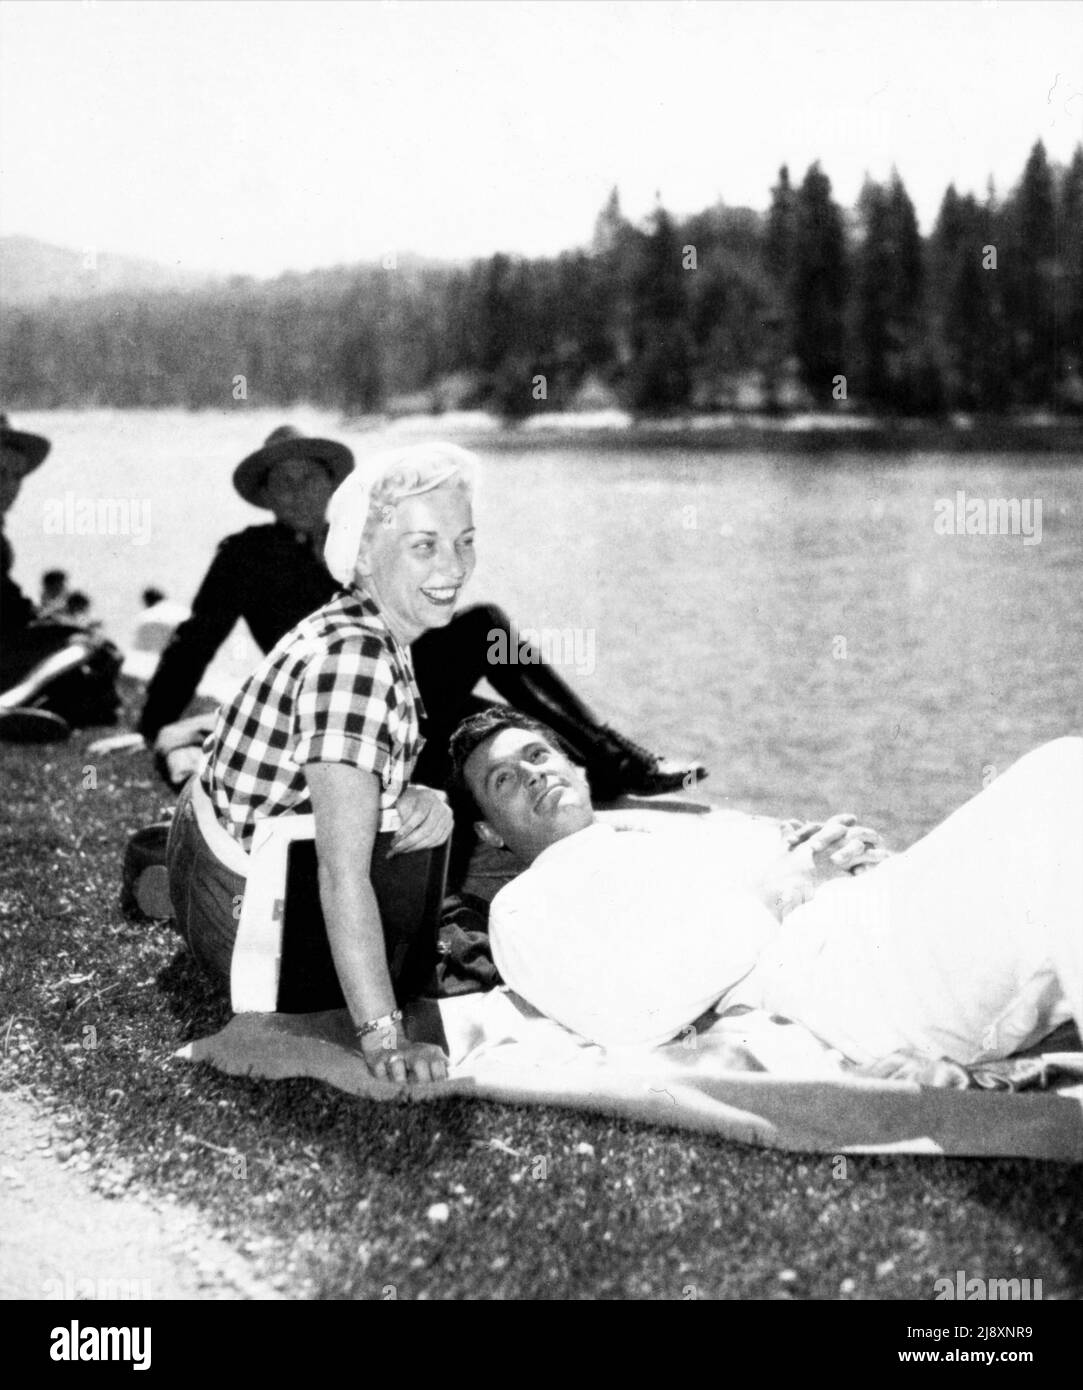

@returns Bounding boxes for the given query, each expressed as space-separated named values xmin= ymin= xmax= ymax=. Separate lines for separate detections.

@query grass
xmin=2 ymin=679 xmax=1081 ymax=1301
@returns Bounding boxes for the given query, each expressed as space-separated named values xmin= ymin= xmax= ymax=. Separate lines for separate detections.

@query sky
xmin=1 ymin=0 xmax=1081 ymax=278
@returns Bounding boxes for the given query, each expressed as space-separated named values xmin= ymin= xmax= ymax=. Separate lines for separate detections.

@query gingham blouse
xmin=199 ymin=587 xmax=426 ymax=853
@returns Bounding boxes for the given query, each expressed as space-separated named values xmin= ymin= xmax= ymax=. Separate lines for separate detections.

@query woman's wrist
xmin=356 ymin=1009 xmax=405 ymax=1057
xmin=356 ymin=1008 xmax=403 ymax=1039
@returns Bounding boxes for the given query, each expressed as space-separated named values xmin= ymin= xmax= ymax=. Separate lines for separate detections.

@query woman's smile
xmin=420 ymin=584 xmax=462 ymax=607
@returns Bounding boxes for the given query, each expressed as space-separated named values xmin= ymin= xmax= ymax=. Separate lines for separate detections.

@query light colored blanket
xmin=177 ymin=990 xmax=1083 ymax=1160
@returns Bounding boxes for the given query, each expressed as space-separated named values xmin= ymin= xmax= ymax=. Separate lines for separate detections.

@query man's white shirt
xmin=488 ymin=741 xmax=1082 ymax=1066
xmin=489 ymin=821 xmax=779 ymax=1049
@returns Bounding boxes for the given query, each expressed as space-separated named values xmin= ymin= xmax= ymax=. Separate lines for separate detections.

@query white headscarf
xmin=323 ymin=442 xmax=479 ymax=585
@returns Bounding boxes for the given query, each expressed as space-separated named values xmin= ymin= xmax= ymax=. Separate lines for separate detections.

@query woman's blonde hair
xmin=323 ymin=441 xmax=479 ymax=584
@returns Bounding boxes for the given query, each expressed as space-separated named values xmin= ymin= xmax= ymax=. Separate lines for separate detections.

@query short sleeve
xmin=291 ymin=639 xmax=396 ymax=778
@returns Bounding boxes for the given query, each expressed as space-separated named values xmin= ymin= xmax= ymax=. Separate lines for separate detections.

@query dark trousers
xmin=0 ymin=622 xmax=120 ymax=727
xmin=166 ymin=781 xmax=246 ymax=987
xmin=166 ymin=779 xmax=446 ymax=1012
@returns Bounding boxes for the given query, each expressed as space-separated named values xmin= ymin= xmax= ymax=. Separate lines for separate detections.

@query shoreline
xmin=13 ymin=404 xmax=1083 ymax=455
xmin=349 ymin=411 xmax=1083 ymax=454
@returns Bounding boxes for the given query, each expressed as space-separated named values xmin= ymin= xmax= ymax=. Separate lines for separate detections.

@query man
xmin=141 ymin=424 xmax=706 ymax=801
xmin=137 ymin=424 xmax=354 ymax=773
xmin=0 ymin=413 xmax=50 ymax=656
xmin=451 ymin=707 xmax=1082 ymax=1068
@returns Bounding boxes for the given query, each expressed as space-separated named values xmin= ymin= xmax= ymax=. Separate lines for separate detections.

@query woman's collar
xmin=349 ymin=579 xmax=423 ymax=648
xmin=344 ymin=584 xmax=416 ymax=650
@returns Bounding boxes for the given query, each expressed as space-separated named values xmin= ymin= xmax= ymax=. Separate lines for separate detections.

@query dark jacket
xmin=138 ymin=523 xmax=337 ymax=740
xmin=1 ymin=528 xmax=38 ymax=636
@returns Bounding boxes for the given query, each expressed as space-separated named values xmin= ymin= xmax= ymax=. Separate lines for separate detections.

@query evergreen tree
xmin=589 ymin=186 xmax=637 ymax=384
xmin=854 ymin=179 xmax=892 ymax=405
xmin=626 ymin=204 xmax=692 ymax=412
xmin=854 ymin=170 xmax=925 ymax=411
xmin=928 ymin=186 xmax=1007 ymax=411
xmin=1002 ymin=139 xmax=1058 ymax=405
xmin=1055 ymin=144 xmax=1083 ymax=409
xmin=476 ymin=253 xmax=542 ymax=419
xmin=791 ymin=162 xmax=849 ymax=402
xmin=553 ymin=250 xmax=613 ymax=388
xmin=763 ymin=166 xmax=798 ymax=408
xmin=592 ymin=186 xmax=627 ymax=258
xmin=765 ymin=165 xmax=797 ymax=287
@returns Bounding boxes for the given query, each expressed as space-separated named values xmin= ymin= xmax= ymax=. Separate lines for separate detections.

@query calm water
xmin=8 ymin=409 xmax=1082 ymax=847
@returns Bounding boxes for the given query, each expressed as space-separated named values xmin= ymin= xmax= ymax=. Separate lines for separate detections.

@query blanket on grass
xmin=175 ymin=800 xmax=1083 ymax=1160
xmin=177 ymin=993 xmax=1083 ymax=1161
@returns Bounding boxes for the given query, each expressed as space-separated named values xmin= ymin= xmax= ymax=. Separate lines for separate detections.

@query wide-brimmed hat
xmin=0 ymin=413 xmax=51 ymax=473
xmin=233 ymin=425 xmax=354 ymax=508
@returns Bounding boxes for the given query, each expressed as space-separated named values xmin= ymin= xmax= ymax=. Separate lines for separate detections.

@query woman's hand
xmin=359 ymin=1023 xmax=449 ymax=1085
xmin=161 ymin=744 xmax=202 ymax=789
xmin=390 ymin=784 xmax=453 ymax=856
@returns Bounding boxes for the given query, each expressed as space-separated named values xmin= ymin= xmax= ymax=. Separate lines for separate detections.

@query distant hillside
xmin=0 ymin=235 xmax=216 ymax=305
xmin=3 ymin=144 xmax=1081 ymax=419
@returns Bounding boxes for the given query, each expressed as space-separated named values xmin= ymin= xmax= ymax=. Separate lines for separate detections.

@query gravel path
xmin=0 ymin=1089 xmax=281 ymax=1301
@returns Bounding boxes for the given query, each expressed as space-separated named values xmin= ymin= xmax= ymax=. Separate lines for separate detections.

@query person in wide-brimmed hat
xmin=231 ymin=424 xmax=353 ymax=509
xmin=1 ymin=413 xmax=54 ymax=662
xmin=0 ymin=412 xmax=51 ymax=477
xmin=138 ymin=424 xmax=357 ymax=767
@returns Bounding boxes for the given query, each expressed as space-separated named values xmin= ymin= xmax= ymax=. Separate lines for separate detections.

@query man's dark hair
xmin=448 ymin=706 xmax=573 ymax=818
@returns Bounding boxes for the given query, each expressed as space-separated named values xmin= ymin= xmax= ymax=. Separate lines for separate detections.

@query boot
xmin=582 ymin=725 xmax=708 ymax=803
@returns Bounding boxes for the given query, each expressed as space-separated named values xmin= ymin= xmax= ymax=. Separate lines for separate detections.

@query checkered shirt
xmin=199 ymin=587 xmax=426 ymax=853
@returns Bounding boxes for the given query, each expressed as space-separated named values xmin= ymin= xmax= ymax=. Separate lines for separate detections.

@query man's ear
xmin=474 ymin=820 xmax=504 ymax=849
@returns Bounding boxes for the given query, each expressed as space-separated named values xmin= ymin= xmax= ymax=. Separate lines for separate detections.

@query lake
xmin=7 ymin=408 xmax=1082 ymax=848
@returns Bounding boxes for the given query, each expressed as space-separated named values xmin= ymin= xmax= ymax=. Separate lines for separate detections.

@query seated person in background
xmin=139 ymin=424 xmax=704 ymax=800
xmin=38 ymin=568 xmax=70 ymax=618
xmin=0 ymin=413 xmax=120 ymax=735
xmin=451 ymin=707 xmax=1081 ymax=1069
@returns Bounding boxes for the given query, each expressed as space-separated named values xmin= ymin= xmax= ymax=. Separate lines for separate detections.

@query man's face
xmin=0 ymin=446 xmax=28 ymax=516
xmin=263 ymin=455 xmax=337 ymax=533
xmin=464 ymin=726 xmax=595 ymax=863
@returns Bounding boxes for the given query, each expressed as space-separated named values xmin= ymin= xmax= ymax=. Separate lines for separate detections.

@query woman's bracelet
xmin=356 ymin=1009 xmax=403 ymax=1040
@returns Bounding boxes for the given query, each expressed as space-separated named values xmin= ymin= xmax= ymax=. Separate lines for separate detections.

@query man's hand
xmin=760 ymin=814 xmax=889 ymax=918
xmin=800 ymin=813 xmax=888 ymax=878
xmin=390 ymin=785 xmax=453 ymax=856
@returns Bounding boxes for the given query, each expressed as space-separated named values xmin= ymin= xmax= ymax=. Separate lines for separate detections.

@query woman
xmin=140 ymin=424 xmax=704 ymax=801
xmin=167 ymin=442 xmax=481 ymax=1085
